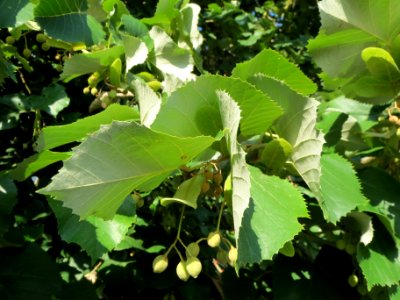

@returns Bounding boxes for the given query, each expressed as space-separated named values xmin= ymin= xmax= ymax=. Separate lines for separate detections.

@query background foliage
xmin=1 ymin=0 xmax=400 ymax=299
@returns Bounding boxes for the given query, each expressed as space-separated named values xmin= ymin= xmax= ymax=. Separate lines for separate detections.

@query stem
xmin=176 ymin=206 xmax=185 ymax=237
xmin=216 ymin=201 xmax=225 ymax=231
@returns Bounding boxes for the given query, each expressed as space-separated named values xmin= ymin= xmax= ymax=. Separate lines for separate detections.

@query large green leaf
xmin=0 ymin=0 xmax=34 ymax=27
xmin=27 ymin=84 xmax=70 ymax=117
xmin=177 ymin=3 xmax=203 ymax=52
xmin=39 ymin=121 xmax=215 ymax=219
xmin=121 ymin=34 xmax=148 ymax=72
xmin=308 ymin=0 xmax=400 ymax=104
xmin=357 ymin=224 xmax=400 ymax=289
xmin=151 ymin=75 xmax=283 ymax=138
xmin=148 ymin=26 xmax=194 ymax=80
xmin=320 ymin=153 xmax=369 ymax=224
xmin=36 ymin=103 xmax=139 ymax=151
xmin=249 ymin=75 xmax=324 ymax=197
xmin=0 ymin=244 xmax=62 ymax=300
xmin=232 ymin=49 xmax=317 ymax=96
xmin=34 ymin=0 xmax=105 ymax=45
xmin=237 ymin=166 xmax=308 ymax=266
xmin=217 ymin=91 xmax=250 ymax=240
xmin=49 ymin=196 xmax=135 ymax=260
xmin=358 ymin=167 xmax=400 ymax=246
xmin=10 ymin=150 xmax=71 ymax=182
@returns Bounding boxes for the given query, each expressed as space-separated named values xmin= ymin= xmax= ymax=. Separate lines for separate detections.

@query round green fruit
xmin=207 ymin=231 xmax=221 ymax=248
xmin=5 ymin=36 xmax=15 ymax=45
xmin=228 ymin=247 xmax=238 ymax=263
xmin=186 ymin=257 xmax=202 ymax=278
xmin=90 ymin=87 xmax=98 ymax=96
xmin=108 ymin=90 xmax=117 ymax=99
xmin=23 ymin=48 xmax=31 ymax=58
xmin=336 ymin=239 xmax=346 ymax=250
xmin=176 ymin=261 xmax=190 ymax=281
xmin=185 ymin=242 xmax=200 ymax=258
xmin=152 ymin=255 xmax=168 ymax=273
xmin=348 ymin=274 xmax=358 ymax=287
xmin=83 ymin=87 xmax=90 ymax=95
xmin=36 ymin=33 xmax=47 ymax=43
xmin=41 ymin=43 xmax=50 ymax=51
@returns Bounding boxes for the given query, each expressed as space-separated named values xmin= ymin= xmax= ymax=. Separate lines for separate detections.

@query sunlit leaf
xmin=161 ymin=175 xmax=204 ymax=209
xmin=39 ymin=121 xmax=215 ymax=219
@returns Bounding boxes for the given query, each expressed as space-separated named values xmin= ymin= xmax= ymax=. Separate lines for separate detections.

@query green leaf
xmin=0 ymin=174 xmax=17 ymax=238
xmin=0 ymin=244 xmax=62 ymax=300
xmin=161 ymin=175 xmax=205 ymax=209
xmin=260 ymin=138 xmax=293 ymax=172
xmin=121 ymin=14 xmax=148 ymax=37
xmin=358 ymin=167 xmax=400 ymax=246
xmin=61 ymin=46 xmax=124 ymax=81
xmin=237 ymin=166 xmax=308 ymax=266
xmin=177 ymin=3 xmax=203 ymax=51
xmin=10 ymin=150 xmax=71 ymax=182
xmin=217 ymin=91 xmax=250 ymax=240
xmin=320 ymin=153 xmax=369 ymax=224
xmin=0 ymin=0 xmax=34 ymax=27
xmin=151 ymin=75 xmax=283 ymax=138
xmin=28 ymin=84 xmax=70 ymax=117
xmin=121 ymin=34 xmax=148 ymax=72
xmin=39 ymin=121 xmax=215 ymax=219
xmin=361 ymin=47 xmax=400 ymax=80
xmin=308 ymin=0 xmax=400 ymax=104
xmin=36 ymin=103 xmax=139 ymax=151
xmin=249 ymin=75 xmax=324 ymax=197
xmin=232 ymin=49 xmax=317 ymax=95
xmin=34 ymin=0 xmax=105 ymax=45
xmin=48 ymin=196 xmax=135 ymax=260
xmin=148 ymin=26 xmax=193 ymax=80
xmin=357 ymin=223 xmax=400 ymax=289
xmin=130 ymin=79 xmax=161 ymax=127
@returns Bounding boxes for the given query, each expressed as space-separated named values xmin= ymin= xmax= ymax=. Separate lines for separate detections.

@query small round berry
xmin=152 ymin=255 xmax=168 ymax=273
xmin=207 ymin=231 xmax=221 ymax=248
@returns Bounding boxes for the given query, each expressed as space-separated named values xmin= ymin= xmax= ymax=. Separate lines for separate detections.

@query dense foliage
xmin=1 ymin=0 xmax=400 ymax=299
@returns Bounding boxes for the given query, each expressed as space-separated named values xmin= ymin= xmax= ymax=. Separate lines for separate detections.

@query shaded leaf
xmin=121 ymin=34 xmax=148 ymax=72
xmin=49 ymin=196 xmax=135 ymax=260
xmin=39 ymin=121 xmax=215 ymax=219
xmin=28 ymin=84 xmax=70 ymax=117
xmin=36 ymin=103 xmax=139 ymax=151
xmin=34 ymin=0 xmax=105 ymax=45
xmin=361 ymin=47 xmax=400 ymax=80
xmin=232 ymin=48 xmax=317 ymax=95
xmin=237 ymin=166 xmax=308 ymax=266
xmin=0 ymin=174 xmax=17 ymax=238
xmin=10 ymin=150 xmax=71 ymax=182
xmin=320 ymin=153 xmax=369 ymax=224
xmin=0 ymin=0 xmax=34 ymax=28
xmin=0 ymin=244 xmax=62 ymax=300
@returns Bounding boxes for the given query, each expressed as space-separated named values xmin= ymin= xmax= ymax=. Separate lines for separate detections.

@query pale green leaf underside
xmin=36 ymin=104 xmax=139 ymax=151
xmin=320 ymin=153 xmax=369 ymax=224
xmin=249 ymin=75 xmax=324 ymax=197
xmin=131 ymin=79 xmax=161 ymax=127
xmin=49 ymin=196 xmax=135 ymax=260
xmin=34 ymin=0 xmax=105 ymax=45
xmin=232 ymin=48 xmax=317 ymax=96
xmin=121 ymin=34 xmax=148 ymax=72
xmin=217 ymin=91 xmax=250 ymax=241
xmin=39 ymin=121 xmax=215 ymax=219
xmin=237 ymin=166 xmax=308 ymax=266
xmin=152 ymin=75 xmax=283 ymax=138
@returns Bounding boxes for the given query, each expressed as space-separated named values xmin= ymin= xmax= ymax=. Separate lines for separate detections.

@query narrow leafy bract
xmin=237 ymin=166 xmax=308 ymax=266
xmin=151 ymin=75 xmax=283 ymax=138
xmin=161 ymin=175 xmax=204 ymax=209
xmin=49 ymin=197 xmax=135 ymax=260
xmin=216 ymin=90 xmax=250 ymax=240
xmin=232 ymin=49 xmax=317 ymax=96
xmin=249 ymin=75 xmax=324 ymax=198
xmin=39 ymin=121 xmax=215 ymax=219
xmin=36 ymin=104 xmax=139 ymax=151
xmin=320 ymin=153 xmax=369 ymax=224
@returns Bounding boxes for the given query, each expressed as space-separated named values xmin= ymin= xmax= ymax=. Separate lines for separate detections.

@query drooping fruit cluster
xmin=200 ymin=165 xmax=224 ymax=198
